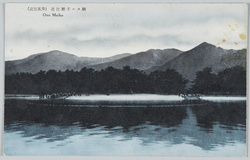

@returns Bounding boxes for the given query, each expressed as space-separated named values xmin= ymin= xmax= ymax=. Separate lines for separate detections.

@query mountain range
xmin=88 ymin=49 xmax=183 ymax=71
xmin=5 ymin=42 xmax=246 ymax=82
xmin=5 ymin=51 xmax=131 ymax=75
xmin=147 ymin=42 xmax=246 ymax=81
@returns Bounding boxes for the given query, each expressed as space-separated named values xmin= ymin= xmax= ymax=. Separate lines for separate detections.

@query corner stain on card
xmin=239 ymin=33 xmax=246 ymax=40
xmin=228 ymin=24 xmax=235 ymax=31
xmin=235 ymin=24 xmax=240 ymax=28
xmin=229 ymin=24 xmax=240 ymax=31
xmin=216 ymin=39 xmax=226 ymax=45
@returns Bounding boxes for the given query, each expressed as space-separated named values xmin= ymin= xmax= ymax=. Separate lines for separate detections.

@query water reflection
xmin=191 ymin=102 xmax=246 ymax=128
xmin=4 ymin=99 xmax=246 ymax=155
xmin=5 ymin=99 xmax=187 ymax=128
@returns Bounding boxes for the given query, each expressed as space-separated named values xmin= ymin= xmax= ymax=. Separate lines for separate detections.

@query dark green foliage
xmin=149 ymin=69 xmax=188 ymax=94
xmin=5 ymin=67 xmax=188 ymax=95
xmin=191 ymin=66 xmax=246 ymax=95
xmin=5 ymin=65 xmax=246 ymax=95
xmin=217 ymin=66 xmax=246 ymax=95
xmin=191 ymin=67 xmax=218 ymax=94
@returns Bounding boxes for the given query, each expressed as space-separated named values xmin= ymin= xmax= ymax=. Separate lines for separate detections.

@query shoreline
xmin=4 ymin=94 xmax=247 ymax=102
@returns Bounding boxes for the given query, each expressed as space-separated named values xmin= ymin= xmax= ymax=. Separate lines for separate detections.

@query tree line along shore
xmin=5 ymin=65 xmax=246 ymax=96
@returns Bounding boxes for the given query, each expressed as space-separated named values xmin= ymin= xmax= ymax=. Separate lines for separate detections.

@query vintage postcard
xmin=4 ymin=3 xmax=247 ymax=156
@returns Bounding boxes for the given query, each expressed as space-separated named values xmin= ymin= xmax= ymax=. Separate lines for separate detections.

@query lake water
xmin=4 ymin=96 xmax=246 ymax=156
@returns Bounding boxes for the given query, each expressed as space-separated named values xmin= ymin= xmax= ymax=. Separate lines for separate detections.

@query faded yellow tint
xmin=239 ymin=33 xmax=247 ymax=40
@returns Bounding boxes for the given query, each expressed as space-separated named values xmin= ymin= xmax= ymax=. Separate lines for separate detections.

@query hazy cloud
xmin=5 ymin=3 xmax=248 ymax=60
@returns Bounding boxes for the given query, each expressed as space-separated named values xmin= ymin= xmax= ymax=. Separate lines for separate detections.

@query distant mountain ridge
xmin=147 ymin=42 xmax=246 ymax=81
xmin=5 ymin=50 xmax=131 ymax=75
xmin=88 ymin=49 xmax=183 ymax=71
xmin=5 ymin=42 xmax=246 ymax=82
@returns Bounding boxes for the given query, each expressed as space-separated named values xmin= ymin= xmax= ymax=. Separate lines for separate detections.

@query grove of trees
xmin=191 ymin=66 xmax=246 ymax=95
xmin=5 ymin=66 xmax=246 ymax=95
xmin=5 ymin=66 xmax=188 ymax=95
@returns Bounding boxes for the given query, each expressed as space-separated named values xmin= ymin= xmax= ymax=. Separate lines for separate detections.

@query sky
xmin=5 ymin=3 xmax=248 ymax=60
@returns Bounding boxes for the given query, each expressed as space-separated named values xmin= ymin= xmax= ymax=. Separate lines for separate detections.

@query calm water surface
xmin=4 ymin=98 xmax=246 ymax=156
